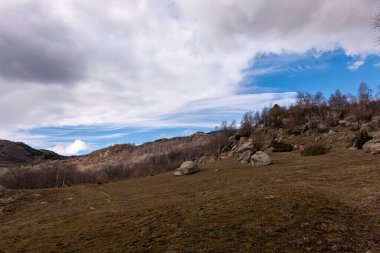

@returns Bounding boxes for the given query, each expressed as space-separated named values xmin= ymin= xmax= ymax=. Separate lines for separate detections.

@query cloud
xmin=348 ymin=59 xmax=365 ymax=71
xmin=50 ymin=140 xmax=88 ymax=156
xmin=0 ymin=0 xmax=379 ymax=147
xmin=0 ymin=1 xmax=86 ymax=84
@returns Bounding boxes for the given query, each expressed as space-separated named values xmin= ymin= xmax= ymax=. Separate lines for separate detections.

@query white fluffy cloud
xmin=348 ymin=59 xmax=365 ymax=71
xmin=0 ymin=0 xmax=379 ymax=138
xmin=51 ymin=140 xmax=88 ymax=156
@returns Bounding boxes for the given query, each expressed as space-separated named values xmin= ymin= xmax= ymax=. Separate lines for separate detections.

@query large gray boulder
xmin=174 ymin=161 xmax=199 ymax=176
xmin=238 ymin=150 xmax=252 ymax=164
xmin=250 ymin=151 xmax=272 ymax=166
xmin=363 ymin=139 xmax=380 ymax=154
xmin=0 ymin=185 xmax=5 ymax=190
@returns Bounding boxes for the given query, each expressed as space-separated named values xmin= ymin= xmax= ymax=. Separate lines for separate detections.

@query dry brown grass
xmin=1 ymin=147 xmax=380 ymax=252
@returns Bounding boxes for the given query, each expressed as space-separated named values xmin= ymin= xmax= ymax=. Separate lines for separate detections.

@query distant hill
xmin=0 ymin=140 xmax=65 ymax=167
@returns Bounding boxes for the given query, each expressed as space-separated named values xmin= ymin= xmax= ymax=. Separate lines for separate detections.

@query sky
xmin=0 ymin=0 xmax=380 ymax=155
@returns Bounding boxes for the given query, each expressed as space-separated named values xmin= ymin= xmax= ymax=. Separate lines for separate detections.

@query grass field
xmin=1 ymin=148 xmax=380 ymax=252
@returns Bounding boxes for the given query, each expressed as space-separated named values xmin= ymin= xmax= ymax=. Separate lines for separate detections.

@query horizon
xmin=1 ymin=1 xmax=380 ymax=155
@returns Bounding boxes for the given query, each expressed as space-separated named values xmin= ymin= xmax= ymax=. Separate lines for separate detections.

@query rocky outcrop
xmin=174 ymin=161 xmax=200 ymax=176
xmin=363 ymin=139 xmax=380 ymax=154
xmin=250 ymin=151 xmax=272 ymax=166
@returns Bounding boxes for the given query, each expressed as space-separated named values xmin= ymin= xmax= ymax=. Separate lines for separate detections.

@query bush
xmin=355 ymin=131 xmax=372 ymax=149
xmin=301 ymin=144 xmax=330 ymax=156
xmin=271 ymin=141 xmax=293 ymax=152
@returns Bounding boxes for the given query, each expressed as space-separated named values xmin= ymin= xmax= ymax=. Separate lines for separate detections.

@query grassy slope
xmin=1 ymin=148 xmax=380 ymax=252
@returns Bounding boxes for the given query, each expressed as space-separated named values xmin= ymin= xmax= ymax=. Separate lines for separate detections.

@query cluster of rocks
xmin=223 ymin=135 xmax=273 ymax=166
xmin=360 ymin=116 xmax=380 ymax=154
xmin=174 ymin=115 xmax=380 ymax=176
xmin=238 ymin=151 xmax=272 ymax=166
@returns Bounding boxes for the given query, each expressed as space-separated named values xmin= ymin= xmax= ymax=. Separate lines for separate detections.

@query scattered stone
xmin=174 ymin=161 xmax=200 ymax=176
xmin=348 ymin=147 xmax=357 ymax=151
xmin=238 ymin=150 xmax=252 ymax=164
xmin=328 ymin=130 xmax=336 ymax=135
xmin=250 ymin=151 xmax=272 ymax=166
xmin=0 ymin=185 xmax=5 ymax=190
xmin=264 ymin=195 xmax=279 ymax=199
xmin=89 ymin=207 xmax=95 ymax=210
xmin=40 ymin=202 xmax=48 ymax=205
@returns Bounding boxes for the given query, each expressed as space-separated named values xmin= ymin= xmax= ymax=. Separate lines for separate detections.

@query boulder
xmin=237 ymin=139 xmax=254 ymax=153
xmin=174 ymin=161 xmax=199 ymax=176
xmin=371 ymin=144 xmax=380 ymax=154
xmin=328 ymin=130 xmax=336 ymax=135
xmin=238 ymin=150 xmax=252 ymax=164
xmin=317 ymin=123 xmax=328 ymax=132
xmin=250 ymin=151 xmax=272 ymax=166
xmin=338 ymin=120 xmax=350 ymax=127
xmin=363 ymin=139 xmax=380 ymax=154
xmin=344 ymin=115 xmax=357 ymax=123
xmin=369 ymin=131 xmax=380 ymax=139
xmin=0 ymin=185 xmax=5 ymax=190
xmin=360 ymin=121 xmax=379 ymax=133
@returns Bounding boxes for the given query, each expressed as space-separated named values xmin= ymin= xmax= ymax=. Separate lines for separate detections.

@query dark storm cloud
xmin=0 ymin=1 xmax=86 ymax=84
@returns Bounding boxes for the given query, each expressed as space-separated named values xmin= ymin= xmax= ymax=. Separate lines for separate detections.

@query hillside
xmin=1 ymin=148 xmax=379 ymax=252
xmin=0 ymin=140 xmax=64 ymax=164
xmin=0 ymin=132 xmax=223 ymax=188
xmin=0 ymin=140 xmax=65 ymax=175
